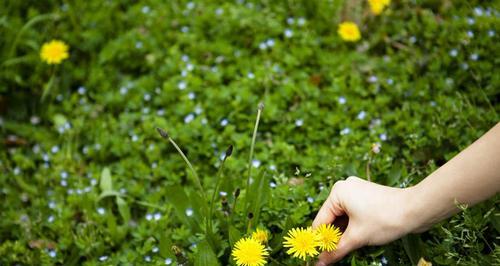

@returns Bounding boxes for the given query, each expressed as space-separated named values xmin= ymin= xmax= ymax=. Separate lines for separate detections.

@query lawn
xmin=0 ymin=0 xmax=499 ymax=265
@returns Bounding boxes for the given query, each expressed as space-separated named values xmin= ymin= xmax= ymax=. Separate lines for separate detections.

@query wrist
xmin=400 ymin=185 xmax=432 ymax=234
xmin=401 ymin=181 xmax=451 ymax=234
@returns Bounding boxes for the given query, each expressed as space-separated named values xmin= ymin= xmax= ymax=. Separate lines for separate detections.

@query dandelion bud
xmin=156 ymin=127 xmax=169 ymax=138
xmin=247 ymin=212 xmax=254 ymax=219
xmin=221 ymin=197 xmax=230 ymax=216
xmin=171 ymin=245 xmax=188 ymax=265
xmin=171 ymin=245 xmax=182 ymax=256
xmin=258 ymin=102 xmax=265 ymax=110
xmin=234 ymin=188 xmax=240 ymax=199
xmin=225 ymin=145 xmax=233 ymax=158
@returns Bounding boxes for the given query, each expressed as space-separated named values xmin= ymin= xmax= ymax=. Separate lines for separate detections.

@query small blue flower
xmin=178 ymin=81 xmax=187 ymax=90
xmin=340 ymin=128 xmax=351 ymax=135
xmin=449 ymin=49 xmax=458 ymax=57
xmin=220 ymin=119 xmax=228 ymax=127
xmin=97 ymin=207 xmax=106 ymax=215
xmin=338 ymin=96 xmax=347 ymax=104
xmin=77 ymin=86 xmax=86 ymax=95
xmin=357 ymin=111 xmax=366 ymax=120
xmin=184 ymin=114 xmax=195 ymax=124
xmin=48 ymin=250 xmax=57 ymax=258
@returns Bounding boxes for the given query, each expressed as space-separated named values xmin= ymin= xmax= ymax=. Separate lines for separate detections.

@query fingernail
xmin=316 ymin=261 xmax=327 ymax=266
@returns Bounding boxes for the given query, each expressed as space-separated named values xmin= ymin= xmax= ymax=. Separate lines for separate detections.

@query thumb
xmin=315 ymin=226 xmax=362 ymax=265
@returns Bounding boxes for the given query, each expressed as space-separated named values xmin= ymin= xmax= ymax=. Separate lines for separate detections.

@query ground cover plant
xmin=0 ymin=0 xmax=499 ymax=265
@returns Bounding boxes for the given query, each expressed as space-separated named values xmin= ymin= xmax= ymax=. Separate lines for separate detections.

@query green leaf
xmin=100 ymin=167 xmax=113 ymax=192
xmin=270 ymin=217 xmax=293 ymax=253
xmin=351 ymin=255 xmax=358 ymax=266
xmin=52 ymin=114 xmax=67 ymax=128
xmin=159 ymin=233 xmax=174 ymax=258
xmin=116 ymin=197 xmax=130 ymax=224
xmin=106 ymin=209 xmax=118 ymax=240
xmin=41 ymin=74 xmax=55 ymax=102
xmin=402 ymin=234 xmax=423 ymax=265
xmin=194 ymin=239 xmax=220 ymax=266
xmin=387 ymin=161 xmax=402 ymax=186
xmin=97 ymin=190 xmax=121 ymax=201
xmin=164 ymin=185 xmax=200 ymax=232
xmin=228 ymin=225 xmax=242 ymax=248
xmin=246 ymin=170 xmax=271 ymax=225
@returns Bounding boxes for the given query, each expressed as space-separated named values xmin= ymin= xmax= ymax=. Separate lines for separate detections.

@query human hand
xmin=312 ymin=176 xmax=415 ymax=265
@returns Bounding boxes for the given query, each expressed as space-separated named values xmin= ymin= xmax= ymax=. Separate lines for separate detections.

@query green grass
xmin=0 ymin=0 xmax=499 ymax=265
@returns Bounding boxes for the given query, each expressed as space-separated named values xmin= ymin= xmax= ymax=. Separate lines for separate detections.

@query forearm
xmin=406 ymin=123 xmax=500 ymax=233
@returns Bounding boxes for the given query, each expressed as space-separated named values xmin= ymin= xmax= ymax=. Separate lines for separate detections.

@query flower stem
xmin=156 ymin=128 xmax=205 ymax=198
xmin=244 ymin=103 xmax=264 ymax=211
xmin=208 ymin=145 xmax=232 ymax=232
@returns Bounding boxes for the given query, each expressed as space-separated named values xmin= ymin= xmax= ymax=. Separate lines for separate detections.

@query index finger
xmin=312 ymin=186 xmax=345 ymax=229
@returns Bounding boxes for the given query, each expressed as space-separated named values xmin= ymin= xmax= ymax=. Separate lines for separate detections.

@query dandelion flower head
xmin=251 ymin=228 xmax=269 ymax=244
xmin=232 ymin=237 xmax=268 ymax=266
xmin=40 ymin=40 xmax=69 ymax=64
xmin=283 ymin=227 xmax=319 ymax=261
xmin=315 ymin=224 xmax=342 ymax=252
xmin=368 ymin=0 xmax=391 ymax=15
xmin=338 ymin=22 xmax=361 ymax=42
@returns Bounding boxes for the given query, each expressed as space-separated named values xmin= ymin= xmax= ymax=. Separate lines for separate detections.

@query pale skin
xmin=313 ymin=122 xmax=500 ymax=265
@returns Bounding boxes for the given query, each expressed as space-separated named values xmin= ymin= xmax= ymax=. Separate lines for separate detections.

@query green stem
xmin=269 ymin=257 xmax=286 ymax=266
xmin=8 ymin=13 xmax=58 ymax=58
xmin=244 ymin=103 xmax=264 ymax=211
xmin=230 ymin=190 xmax=239 ymax=223
xmin=156 ymin=128 xmax=206 ymax=199
xmin=366 ymin=153 xmax=372 ymax=182
xmin=208 ymin=148 xmax=230 ymax=232
xmin=41 ymin=68 xmax=56 ymax=102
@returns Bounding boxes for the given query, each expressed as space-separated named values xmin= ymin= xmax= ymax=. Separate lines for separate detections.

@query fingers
xmin=312 ymin=180 xmax=347 ymax=229
xmin=312 ymin=199 xmax=337 ymax=229
xmin=315 ymin=227 xmax=361 ymax=265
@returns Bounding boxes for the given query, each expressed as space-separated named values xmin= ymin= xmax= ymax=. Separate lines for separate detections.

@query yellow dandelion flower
xmin=368 ymin=0 xmax=391 ymax=15
xmin=40 ymin=40 xmax=69 ymax=64
xmin=283 ymin=227 xmax=319 ymax=261
xmin=337 ymin=22 xmax=361 ymax=42
xmin=232 ymin=237 xmax=268 ymax=266
xmin=251 ymin=228 xmax=269 ymax=244
xmin=315 ymin=224 xmax=342 ymax=252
